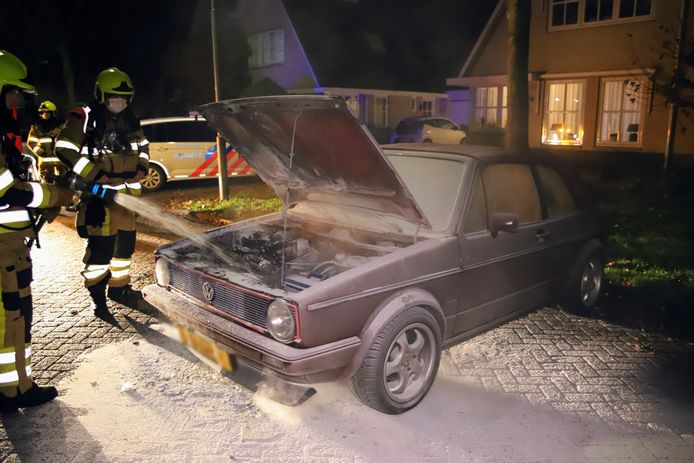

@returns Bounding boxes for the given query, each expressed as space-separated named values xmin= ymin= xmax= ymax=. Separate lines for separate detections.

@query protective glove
xmin=84 ymin=198 xmax=107 ymax=228
xmin=45 ymin=184 xmax=76 ymax=208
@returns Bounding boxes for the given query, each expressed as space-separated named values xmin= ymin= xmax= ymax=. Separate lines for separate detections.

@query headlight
xmin=267 ymin=299 xmax=296 ymax=343
xmin=155 ymin=258 xmax=170 ymax=287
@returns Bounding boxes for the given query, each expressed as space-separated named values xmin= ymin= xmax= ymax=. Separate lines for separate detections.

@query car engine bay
xmin=161 ymin=221 xmax=408 ymax=292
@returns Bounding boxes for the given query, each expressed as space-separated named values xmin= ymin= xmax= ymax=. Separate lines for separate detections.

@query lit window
xmin=619 ymin=0 xmax=652 ymax=18
xmin=501 ymin=86 xmax=508 ymax=128
xmin=419 ymin=99 xmax=433 ymax=116
xmin=598 ymin=78 xmax=644 ymax=144
xmin=551 ymin=0 xmax=580 ymax=27
xmin=543 ymin=81 xmax=584 ymax=145
xmin=475 ymin=87 xmax=499 ymax=127
xmin=247 ymin=29 xmax=285 ymax=67
xmin=584 ymin=0 xmax=614 ymax=23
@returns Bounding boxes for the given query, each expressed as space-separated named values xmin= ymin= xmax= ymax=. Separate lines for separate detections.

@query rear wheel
xmin=563 ymin=252 xmax=603 ymax=314
xmin=141 ymin=165 xmax=167 ymax=192
xmin=349 ymin=306 xmax=441 ymax=414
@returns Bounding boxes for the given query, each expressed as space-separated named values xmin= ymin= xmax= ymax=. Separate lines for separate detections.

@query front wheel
xmin=563 ymin=252 xmax=604 ymax=314
xmin=141 ymin=165 xmax=167 ymax=192
xmin=349 ymin=306 xmax=441 ymax=414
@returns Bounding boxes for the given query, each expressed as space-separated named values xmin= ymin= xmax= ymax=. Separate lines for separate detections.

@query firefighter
xmin=0 ymin=50 xmax=74 ymax=412
xmin=27 ymin=100 xmax=66 ymax=181
xmin=55 ymin=67 xmax=149 ymax=316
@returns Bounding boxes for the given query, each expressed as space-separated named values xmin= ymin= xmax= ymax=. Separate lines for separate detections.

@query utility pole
xmin=211 ymin=0 xmax=229 ymax=199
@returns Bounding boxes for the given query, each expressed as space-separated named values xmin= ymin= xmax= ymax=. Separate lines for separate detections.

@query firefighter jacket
xmin=0 ymin=134 xmax=73 ymax=241
xmin=26 ymin=118 xmax=65 ymax=180
xmin=55 ymin=102 xmax=149 ymax=197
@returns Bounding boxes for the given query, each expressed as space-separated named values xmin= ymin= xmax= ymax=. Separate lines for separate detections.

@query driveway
xmin=0 ymin=201 xmax=692 ymax=462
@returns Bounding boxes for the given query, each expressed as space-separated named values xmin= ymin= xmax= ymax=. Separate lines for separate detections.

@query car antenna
xmin=280 ymin=111 xmax=302 ymax=288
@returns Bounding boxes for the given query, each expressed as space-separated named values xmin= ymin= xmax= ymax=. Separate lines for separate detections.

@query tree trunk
xmin=506 ymin=0 xmax=531 ymax=149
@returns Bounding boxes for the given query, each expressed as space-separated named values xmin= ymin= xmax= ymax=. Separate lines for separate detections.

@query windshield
xmin=385 ymin=150 xmax=467 ymax=231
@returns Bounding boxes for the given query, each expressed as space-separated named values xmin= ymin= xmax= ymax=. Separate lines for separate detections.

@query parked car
xmin=140 ymin=116 xmax=255 ymax=191
xmin=391 ymin=116 xmax=466 ymax=144
xmin=461 ymin=128 xmax=505 ymax=147
xmin=142 ymin=96 xmax=605 ymax=414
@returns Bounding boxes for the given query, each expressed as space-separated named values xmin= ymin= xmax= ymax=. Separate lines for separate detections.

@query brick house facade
xmin=447 ymin=0 xmax=694 ymax=156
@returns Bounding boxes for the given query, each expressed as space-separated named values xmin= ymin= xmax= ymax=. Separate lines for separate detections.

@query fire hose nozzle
xmin=61 ymin=175 xmax=117 ymax=203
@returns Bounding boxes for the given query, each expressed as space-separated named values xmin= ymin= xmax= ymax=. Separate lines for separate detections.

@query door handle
xmin=536 ymin=229 xmax=551 ymax=241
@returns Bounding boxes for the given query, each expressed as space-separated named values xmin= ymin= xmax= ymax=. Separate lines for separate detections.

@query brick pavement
xmin=0 ymin=213 xmax=692 ymax=461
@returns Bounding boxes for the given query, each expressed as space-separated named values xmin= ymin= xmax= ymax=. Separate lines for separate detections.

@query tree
xmin=505 ymin=0 xmax=531 ymax=149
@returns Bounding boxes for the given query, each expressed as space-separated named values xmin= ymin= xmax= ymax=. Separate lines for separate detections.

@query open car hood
xmin=199 ymin=95 xmax=429 ymax=229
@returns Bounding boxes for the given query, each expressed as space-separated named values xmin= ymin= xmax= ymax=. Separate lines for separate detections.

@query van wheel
xmin=141 ymin=165 xmax=166 ymax=192
xmin=349 ymin=306 xmax=441 ymax=414
xmin=563 ymin=252 xmax=603 ymax=314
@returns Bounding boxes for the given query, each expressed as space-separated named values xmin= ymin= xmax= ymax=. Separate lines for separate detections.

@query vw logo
xmin=202 ymin=282 xmax=215 ymax=302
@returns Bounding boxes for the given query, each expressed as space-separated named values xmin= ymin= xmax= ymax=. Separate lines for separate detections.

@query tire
xmin=141 ymin=165 xmax=166 ymax=192
xmin=349 ymin=306 xmax=441 ymax=414
xmin=563 ymin=252 xmax=604 ymax=314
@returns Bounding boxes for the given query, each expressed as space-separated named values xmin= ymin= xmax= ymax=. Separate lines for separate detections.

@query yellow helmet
xmin=94 ymin=67 xmax=134 ymax=103
xmin=0 ymin=50 xmax=36 ymax=94
xmin=38 ymin=100 xmax=57 ymax=113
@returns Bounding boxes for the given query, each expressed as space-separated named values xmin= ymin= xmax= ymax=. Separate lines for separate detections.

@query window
xmin=598 ymin=78 xmax=644 ymax=144
xmin=482 ymin=164 xmax=541 ymax=224
xmin=551 ymin=0 xmax=580 ymax=27
xmin=373 ymin=96 xmax=388 ymax=127
xmin=475 ymin=87 xmax=498 ymax=127
xmin=536 ymin=165 xmax=577 ymax=218
xmin=584 ymin=0 xmax=614 ymax=23
xmin=386 ymin=153 xmax=467 ymax=231
xmin=463 ymin=174 xmax=487 ymax=234
xmin=419 ymin=99 xmax=433 ymax=116
xmin=543 ymin=81 xmax=584 ymax=145
xmin=501 ymin=86 xmax=508 ymax=128
xmin=248 ymin=29 xmax=285 ymax=67
xmin=550 ymin=0 xmax=652 ymax=28
xmin=619 ymin=0 xmax=652 ymax=18
xmin=163 ymin=121 xmax=216 ymax=143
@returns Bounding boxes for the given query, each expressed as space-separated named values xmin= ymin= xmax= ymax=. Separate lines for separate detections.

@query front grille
xmin=169 ymin=264 xmax=271 ymax=330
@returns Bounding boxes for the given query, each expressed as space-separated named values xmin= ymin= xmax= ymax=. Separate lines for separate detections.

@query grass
xmin=592 ymin=173 xmax=694 ymax=339
xmin=170 ymin=184 xmax=283 ymax=222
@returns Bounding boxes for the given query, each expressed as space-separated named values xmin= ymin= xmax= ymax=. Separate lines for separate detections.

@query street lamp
xmin=211 ymin=0 xmax=229 ymax=200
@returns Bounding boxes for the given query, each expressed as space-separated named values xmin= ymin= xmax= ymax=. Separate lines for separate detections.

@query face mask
xmin=106 ymin=97 xmax=128 ymax=114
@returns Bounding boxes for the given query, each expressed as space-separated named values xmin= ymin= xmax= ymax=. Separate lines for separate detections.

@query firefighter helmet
xmin=94 ymin=67 xmax=134 ymax=103
xmin=38 ymin=100 xmax=57 ymax=113
xmin=0 ymin=50 xmax=36 ymax=94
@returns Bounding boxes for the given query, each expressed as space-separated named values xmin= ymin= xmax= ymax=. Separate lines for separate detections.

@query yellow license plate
xmin=177 ymin=325 xmax=234 ymax=373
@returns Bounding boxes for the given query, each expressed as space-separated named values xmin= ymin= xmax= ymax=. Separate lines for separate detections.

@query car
xmin=142 ymin=96 xmax=606 ymax=414
xmin=391 ymin=116 xmax=466 ymax=144
xmin=140 ymin=116 xmax=255 ymax=191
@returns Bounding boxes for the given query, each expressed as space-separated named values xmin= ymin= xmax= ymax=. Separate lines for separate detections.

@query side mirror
xmin=490 ymin=213 xmax=519 ymax=237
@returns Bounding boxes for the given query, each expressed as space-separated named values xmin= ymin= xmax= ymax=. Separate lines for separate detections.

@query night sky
xmin=0 ymin=0 xmax=495 ymax=119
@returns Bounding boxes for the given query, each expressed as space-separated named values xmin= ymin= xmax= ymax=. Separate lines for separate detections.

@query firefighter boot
xmin=88 ymin=281 xmax=109 ymax=316
xmin=0 ymin=394 xmax=18 ymax=413
xmin=107 ymin=285 xmax=142 ymax=307
xmin=14 ymin=383 xmax=58 ymax=408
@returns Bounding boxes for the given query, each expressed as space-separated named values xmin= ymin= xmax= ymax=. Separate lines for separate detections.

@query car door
xmin=453 ymin=162 xmax=555 ymax=336
xmin=164 ymin=120 xmax=217 ymax=179
xmin=437 ymin=119 xmax=462 ymax=144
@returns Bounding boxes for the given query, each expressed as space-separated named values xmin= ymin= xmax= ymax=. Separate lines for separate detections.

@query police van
xmin=140 ymin=116 xmax=255 ymax=191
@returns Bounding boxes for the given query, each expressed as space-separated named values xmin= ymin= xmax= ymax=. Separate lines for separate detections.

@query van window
xmin=164 ymin=121 xmax=216 ymax=142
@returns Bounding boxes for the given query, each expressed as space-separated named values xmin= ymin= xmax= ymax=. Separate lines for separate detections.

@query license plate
xmin=177 ymin=325 xmax=234 ymax=373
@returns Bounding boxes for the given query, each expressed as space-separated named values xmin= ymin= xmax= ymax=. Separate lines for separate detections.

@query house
xmin=231 ymin=0 xmax=451 ymax=138
xmin=447 ymin=0 xmax=694 ymax=156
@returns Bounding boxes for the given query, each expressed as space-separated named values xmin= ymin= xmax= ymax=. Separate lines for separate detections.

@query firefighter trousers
xmin=0 ymin=238 xmax=35 ymax=398
xmin=78 ymin=202 xmax=137 ymax=290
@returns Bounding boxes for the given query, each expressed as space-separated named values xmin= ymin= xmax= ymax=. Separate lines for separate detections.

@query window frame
xmin=474 ymin=86 xmax=500 ymax=128
xmin=548 ymin=0 xmax=654 ymax=31
xmin=596 ymin=77 xmax=647 ymax=146
xmin=247 ymin=28 xmax=285 ymax=68
xmin=542 ymin=79 xmax=586 ymax=146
